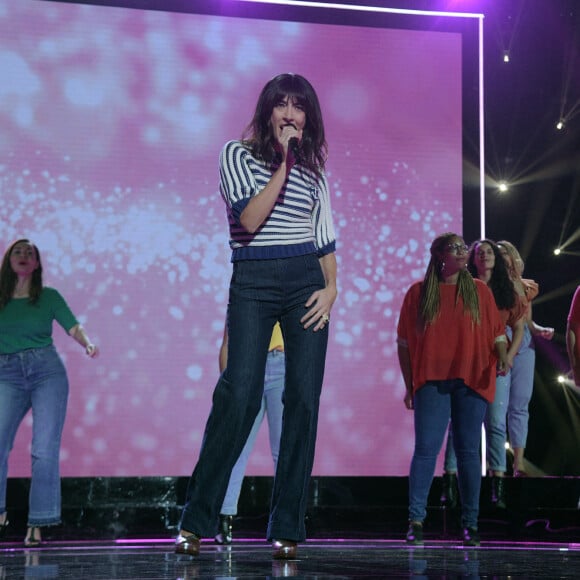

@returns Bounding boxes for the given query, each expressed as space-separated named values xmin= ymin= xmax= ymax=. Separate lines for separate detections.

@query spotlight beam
xmin=533 ymin=281 xmax=580 ymax=306
xmin=557 ymin=171 xmax=580 ymax=249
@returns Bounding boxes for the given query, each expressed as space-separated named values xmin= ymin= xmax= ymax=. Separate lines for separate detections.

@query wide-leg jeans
xmin=409 ymin=380 xmax=488 ymax=529
xmin=220 ymin=349 xmax=285 ymax=515
xmin=0 ymin=345 xmax=69 ymax=526
xmin=180 ymin=254 xmax=328 ymax=542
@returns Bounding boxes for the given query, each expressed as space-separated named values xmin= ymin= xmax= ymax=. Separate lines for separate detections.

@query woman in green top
xmin=0 ymin=239 xmax=99 ymax=547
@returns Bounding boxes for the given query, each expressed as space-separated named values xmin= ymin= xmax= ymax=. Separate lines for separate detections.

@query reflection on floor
xmin=1 ymin=538 xmax=579 ymax=579
xmin=3 ymin=476 xmax=580 ymax=577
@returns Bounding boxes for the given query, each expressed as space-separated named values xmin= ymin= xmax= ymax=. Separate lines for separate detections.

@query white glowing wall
xmin=0 ymin=1 xmax=463 ymax=476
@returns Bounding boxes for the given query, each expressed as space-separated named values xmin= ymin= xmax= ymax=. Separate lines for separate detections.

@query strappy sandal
xmin=24 ymin=527 xmax=42 ymax=547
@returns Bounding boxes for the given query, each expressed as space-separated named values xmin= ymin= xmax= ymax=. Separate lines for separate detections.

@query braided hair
xmin=418 ymin=233 xmax=480 ymax=329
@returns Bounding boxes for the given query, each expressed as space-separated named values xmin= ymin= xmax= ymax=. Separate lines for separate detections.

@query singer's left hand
xmin=300 ymin=286 xmax=337 ymax=331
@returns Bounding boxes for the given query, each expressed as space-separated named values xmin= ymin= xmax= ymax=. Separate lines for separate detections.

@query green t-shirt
xmin=0 ymin=287 xmax=78 ymax=354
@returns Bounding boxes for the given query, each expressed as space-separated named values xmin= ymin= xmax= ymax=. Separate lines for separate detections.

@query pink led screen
xmin=1 ymin=0 xmax=471 ymax=476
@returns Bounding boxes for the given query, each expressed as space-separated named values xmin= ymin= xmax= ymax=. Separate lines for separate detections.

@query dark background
xmin=472 ymin=0 xmax=580 ymax=475
xmin=461 ymin=0 xmax=580 ymax=475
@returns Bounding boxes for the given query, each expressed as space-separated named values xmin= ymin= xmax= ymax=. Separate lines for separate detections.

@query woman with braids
xmin=175 ymin=73 xmax=336 ymax=560
xmin=0 ymin=239 xmax=99 ymax=547
xmin=397 ymin=233 xmax=507 ymax=547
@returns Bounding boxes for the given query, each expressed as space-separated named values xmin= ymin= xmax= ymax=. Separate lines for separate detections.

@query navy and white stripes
xmin=219 ymin=140 xmax=336 ymax=262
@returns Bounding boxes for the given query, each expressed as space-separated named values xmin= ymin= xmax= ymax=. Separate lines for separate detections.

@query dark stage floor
xmin=1 ymin=538 xmax=580 ymax=579
xmin=2 ymin=476 xmax=580 ymax=577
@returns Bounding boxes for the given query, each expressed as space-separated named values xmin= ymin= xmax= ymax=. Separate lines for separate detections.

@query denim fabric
xmin=180 ymin=255 xmax=328 ymax=542
xmin=0 ymin=346 xmax=69 ymax=526
xmin=409 ymin=380 xmax=488 ymax=529
xmin=443 ymin=370 xmax=510 ymax=474
xmin=220 ymin=349 xmax=285 ymax=515
xmin=507 ymin=324 xmax=535 ymax=448
xmin=445 ymin=325 xmax=536 ymax=473
xmin=443 ymin=423 xmax=457 ymax=473
xmin=443 ymin=373 xmax=510 ymax=472
xmin=485 ymin=371 xmax=510 ymax=472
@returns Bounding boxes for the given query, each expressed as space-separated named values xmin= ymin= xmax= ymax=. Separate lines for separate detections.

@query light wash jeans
xmin=180 ymin=255 xmax=328 ymax=542
xmin=444 ymin=325 xmax=536 ymax=473
xmin=507 ymin=324 xmax=535 ymax=448
xmin=410 ymin=380 xmax=488 ymax=529
xmin=220 ymin=348 xmax=285 ymax=515
xmin=0 ymin=345 xmax=69 ymax=526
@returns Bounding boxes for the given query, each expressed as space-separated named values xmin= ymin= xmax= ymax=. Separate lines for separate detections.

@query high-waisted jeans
xmin=505 ymin=324 xmax=535 ymax=449
xmin=220 ymin=348 xmax=285 ymax=515
xmin=482 ymin=324 xmax=536 ymax=470
xmin=180 ymin=254 xmax=328 ymax=542
xmin=409 ymin=380 xmax=488 ymax=529
xmin=0 ymin=345 xmax=69 ymax=526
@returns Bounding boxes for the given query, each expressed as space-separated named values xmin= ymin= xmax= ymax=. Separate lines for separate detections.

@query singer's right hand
xmin=280 ymin=123 xmax=302 ymax=158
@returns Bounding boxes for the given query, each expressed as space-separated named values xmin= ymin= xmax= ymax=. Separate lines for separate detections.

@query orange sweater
xmin=397 ymin=278 xmax=504 ymax=403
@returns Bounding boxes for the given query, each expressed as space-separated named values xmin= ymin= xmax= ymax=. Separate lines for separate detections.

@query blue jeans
xmin=507 ymin=325 xmax=535 ymax=448
xmin=410 ymin=380 xmax=488 ymax=529
xmin=484 ymin=371 xmax=510 ymax=472
xmin=443 ymin=372 xmax=509 ymax=473
xmin=180 ymin=255 xmax=328 ymax=542
xmin=0 ymin=346 xmax=69 ymax=526
xmin=448 ymin=324 xmax=535 ymax=473
xmin=220 ymin=349 xmax=285 ymax=515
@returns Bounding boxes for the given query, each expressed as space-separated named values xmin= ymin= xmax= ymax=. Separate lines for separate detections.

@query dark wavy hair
xmin=242 ymin=73 xmax=327 ymax=178
xmin=0 ymin=239 xmax=43 ymax=309
xmin=467 ymin=239 xmax=515 ymax=311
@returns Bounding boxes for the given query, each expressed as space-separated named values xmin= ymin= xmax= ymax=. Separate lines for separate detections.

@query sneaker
xmin=406 ymin=521 xmax=424 ymax=545
xmin=214 ymin=514 xmax=233 ymax=544
xmin=462 ymin=527 xmax=480 ymax=547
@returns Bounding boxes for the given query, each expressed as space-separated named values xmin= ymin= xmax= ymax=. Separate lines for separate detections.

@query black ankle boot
xmin=490 ymin=476 xmax=506 ymax=509
xmin=214 ymin=514 xmax=233 ymax=544
xmin=440 ymin=472 xmax=459 ymax=509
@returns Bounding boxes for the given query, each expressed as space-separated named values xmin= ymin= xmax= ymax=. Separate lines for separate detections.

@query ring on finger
xmin=321 ymin=314 xmax=330 ymax=323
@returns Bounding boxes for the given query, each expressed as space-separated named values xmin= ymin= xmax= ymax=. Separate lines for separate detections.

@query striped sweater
xmin=219 ymin=140 xmax=336 ymax=262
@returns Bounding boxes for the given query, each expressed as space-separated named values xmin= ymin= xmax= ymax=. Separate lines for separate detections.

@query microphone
xmin=288 ymin=136 xmax=300 ymax=158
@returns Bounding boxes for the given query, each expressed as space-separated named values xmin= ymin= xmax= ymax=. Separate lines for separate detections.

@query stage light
xmin=498 ymin=181 xmax=508 ymax=193
xmin=554 ymin=248 xmax=561 ymax=256
xmin=557 ymin=375 xmax=566 ymax=384
xmin=556 ymin=119 xmax=565 ymax=130
xmin=503 ymin=50 xmax=510 ymax=63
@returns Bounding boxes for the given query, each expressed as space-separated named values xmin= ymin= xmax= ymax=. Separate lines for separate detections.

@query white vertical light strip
xmin=478 ymin=17 xmax=487 ymax=475
xmin=479 ymin=15 xmax=486 ymax=241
